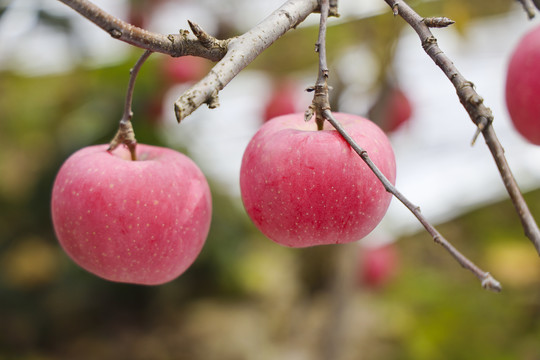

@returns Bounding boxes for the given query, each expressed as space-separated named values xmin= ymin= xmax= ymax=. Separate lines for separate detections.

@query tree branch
xmin=58 ymin=0 xmax=321 ymax=122
xmin=324 ymin=110 xmax=501 ymax=292
xmin=57 ymin=0 xmax=228 ymax=60
xmin=174 ymin=0 xmax=319 ymax=122
xmin=304 ymin=0 xmax=331 ymax=131
xmin=385 ymin=0 xmax=540 ymax=255
xmin=305 ymin=0 xmax=501 ymax=291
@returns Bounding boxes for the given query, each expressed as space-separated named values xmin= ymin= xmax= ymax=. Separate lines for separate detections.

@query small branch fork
xmin=174 ymin=0 xmax=320 ymax=121
xmin=108 ymin=49 xmax=153 ymax=160
xmin=385 ymin=0 xmax=540 ymax=255
xmin=58 ymin=0 xmax=228 ymax=60
xmin=308 ymin=0 xmax=501 ymax=292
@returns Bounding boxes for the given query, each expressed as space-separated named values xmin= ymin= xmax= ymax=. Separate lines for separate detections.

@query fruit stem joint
xmin=306 ymin=83 xmax=331 ymax=130
xmin=108 ymin=120 xmax=138 ymax=161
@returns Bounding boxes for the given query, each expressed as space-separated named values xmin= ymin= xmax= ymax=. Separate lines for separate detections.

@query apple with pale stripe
xmin=51 ymin=144 xmax=212 ymax=285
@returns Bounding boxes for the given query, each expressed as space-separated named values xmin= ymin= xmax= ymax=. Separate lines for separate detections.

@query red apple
xmin=386 ymin=88 xmax=412 ymax=132
xmin=162 ymin=56 xmax=209 ymax=84
xmin=358 ymin=243 xmax=399 ymax=289
xmin=51 ymin=144 xmax=212 ymax=285
xmin=240 ymin=113 xmax=396 ymax=248
xmin=369 ymin=86 xmax=412 ymax=133
xmin=263 ymin=82 xmax=298 ymax=122
xmin=505 ymin=24 xmax=540 ymax=145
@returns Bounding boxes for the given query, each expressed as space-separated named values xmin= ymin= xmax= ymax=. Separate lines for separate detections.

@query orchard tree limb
xmin=174 ymin=0 xmax=320 ymax=121
xmin=307 ymin=0 xmax=501 ymax=292
xmin=58 ymin=0 xmax=228 ymax=60
xmin=108 ymin=50 xmax=153 ymax=160
xmin=58 ymin=0 xmax=322 ymax=121
xmin=385 ymin=0 xmax=540 ymax=255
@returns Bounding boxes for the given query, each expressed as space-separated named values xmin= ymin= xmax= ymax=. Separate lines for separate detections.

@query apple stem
xmin=385 ymin=0 xmax=540 ymax=256
xmin=305 ymin=0 xmax=332 ymax=130
xmin=108 ymin=49 xmax=153 ymax=161
xmin=323 ymin=110 xmax=502 ymax=292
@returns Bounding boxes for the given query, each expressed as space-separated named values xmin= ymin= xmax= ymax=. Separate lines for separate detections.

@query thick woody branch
xmin=174 ymin=0 xmax=319 ymax=121
xmin=58 ymin=0 xmax=228 ymax=60
xmin=385 ymin=0 xmax=540 ymax=254
xmin=58 ymin=0 xmax=321 ymax=121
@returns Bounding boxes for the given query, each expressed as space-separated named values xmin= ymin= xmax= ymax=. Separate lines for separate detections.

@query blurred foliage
xmin=1 ymin=0 xmax=540 ymax=359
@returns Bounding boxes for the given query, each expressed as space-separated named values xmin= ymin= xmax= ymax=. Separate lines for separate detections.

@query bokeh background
xmin=2 ymin=0 xmax=540 ymax=359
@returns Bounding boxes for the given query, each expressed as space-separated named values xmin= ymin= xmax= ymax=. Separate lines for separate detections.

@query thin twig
xmin=324 ymin=110 xmax=501 ymax=292
xmin=307 ymin=0 xmax=501 ymax=291
xmin=385 ymin=0 xmax=540 ymax=255
xmin=57 ymin=0 xmax=228 ymax=60
xmin=108 ymin=50 xmax=153 ymax=160
xmin=304 ymin=0 xmax=331 ymax=130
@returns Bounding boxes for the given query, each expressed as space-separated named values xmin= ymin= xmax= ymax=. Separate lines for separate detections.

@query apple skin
xmin=505 ymin=24 xmax=540 ymax=145
xmin=51 ymin=144 xmax=212 ymax=285
xmin=240 ymin=113 xmax=396 ymax=248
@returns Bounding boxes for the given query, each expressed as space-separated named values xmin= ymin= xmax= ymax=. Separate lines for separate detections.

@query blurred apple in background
xmin=505 ymin=24 xmax=540 ymax=145
xmin=162 ymin=55 xmax=210 ymax=84
xmin=357 ymin=243 xmax=399 ymax=289
xmin=368 ymin=83 xmax=413 ymax=133
xmin=126 ymin=0 xmax=169 ymax=29
xmin=51 ymin=144 xmax=212 ymax=285
xmin=262 ymin=80 xmax=299 ymax=123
